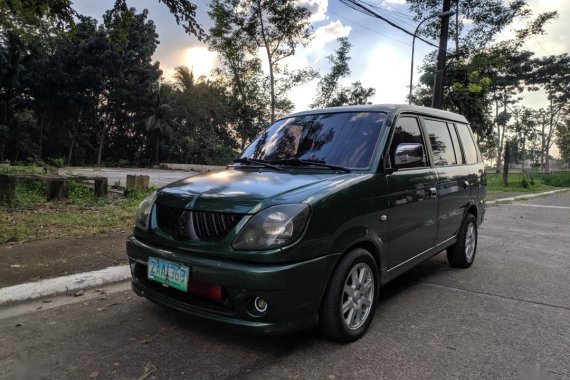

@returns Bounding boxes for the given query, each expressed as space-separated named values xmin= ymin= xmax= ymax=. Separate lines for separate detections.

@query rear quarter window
xmin=456 ymin=123 xmax=479 ymax=164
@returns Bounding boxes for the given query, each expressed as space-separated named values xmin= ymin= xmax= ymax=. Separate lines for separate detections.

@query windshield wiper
xmin=270 ymin=158 xmax=351 ymax=173
xmin=233 ymin=157 xmax=285 ymax=171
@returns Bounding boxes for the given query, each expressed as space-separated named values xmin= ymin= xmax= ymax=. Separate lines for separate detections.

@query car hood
xmin=155 ymin=168 xmax=359 ymax=214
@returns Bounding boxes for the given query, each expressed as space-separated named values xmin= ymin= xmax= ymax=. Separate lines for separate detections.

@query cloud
xmin=296 ymin=0 xmax=328 ymax=22
xmin=309 ymin=20 xmax=352 ymax=50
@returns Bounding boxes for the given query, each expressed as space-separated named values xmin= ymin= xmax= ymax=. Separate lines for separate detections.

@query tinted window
xmin=456 ymin=123 xmax=479 ymax=164
xmin=241 ymin=112 xmax=386 ymax=169
xmin=447 ymin=123 xmax=463 ymax=164
xmin=424 ymin=119 xmax=456 ymax=166
xmin=390 ymin=116 xmax=426 ymax=167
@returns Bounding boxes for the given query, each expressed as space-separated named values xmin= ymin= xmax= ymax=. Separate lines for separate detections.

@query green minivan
xmin=127 ymin=104 xmax=486 ymax=342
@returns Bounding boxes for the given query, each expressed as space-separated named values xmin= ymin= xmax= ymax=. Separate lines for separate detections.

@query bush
xmin=51 ymin=158 xmax=65 ymax=168
xmin=520 ymin=177 xmax=529 ymax=188
xmin=1 ymin=181 xmax=46 ymax=210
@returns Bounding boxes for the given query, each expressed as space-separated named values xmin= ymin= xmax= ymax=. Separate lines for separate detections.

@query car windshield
xmin=239 ymin=112 xmax=387 ymax=169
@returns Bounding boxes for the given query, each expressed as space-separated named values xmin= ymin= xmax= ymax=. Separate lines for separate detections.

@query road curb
xmin=0 ymin=265 xmax=130 ymax=306
xmin=486 ymin=188 xmax=570 ymax=205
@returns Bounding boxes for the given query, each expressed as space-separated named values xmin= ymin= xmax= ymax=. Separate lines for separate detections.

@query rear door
xmin=385 ymin=115 xmax=438 ymax=268
xmin=422 ymin=118 xmax=471 ymax=244
xmin=455 ymin=122 xmax=486 ymax=211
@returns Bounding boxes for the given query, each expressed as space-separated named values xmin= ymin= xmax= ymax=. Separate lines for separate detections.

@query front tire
xmin=447 ymin=213 xmax=478 ymax=268
xmin=319 ymin=248 xmax=378 ymax=342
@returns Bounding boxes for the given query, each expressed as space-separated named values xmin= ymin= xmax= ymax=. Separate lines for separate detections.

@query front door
xmin=386 ymin=115 xmax=438 ymax=268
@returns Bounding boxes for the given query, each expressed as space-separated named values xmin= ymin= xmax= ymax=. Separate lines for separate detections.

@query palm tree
xmin=173 ymin=66 xmax=208 ymax=93
xmin=144 ymin=83 xmax=178 ymax=166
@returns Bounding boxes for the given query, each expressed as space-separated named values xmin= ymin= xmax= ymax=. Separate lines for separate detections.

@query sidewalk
xmin=0 ymin=232 xmax=129 ymax=288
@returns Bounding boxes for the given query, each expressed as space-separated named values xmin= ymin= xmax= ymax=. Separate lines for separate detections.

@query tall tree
xmin=311 ymin=37 xmax=351 ymax=109
xmin=526 ymin=54 xmax=570 ymax=172
xmin=311 ymin=37 xmax=375 ymax=108
xmin=408 ymin=0 xmax=532 ymax=50
xmin=94 ymin=7 xmax=162 ymax=165
xmin=234 ymin=0 xmax=313 ymax=123
xmin=209 ymin=0 xmax=270 ymax=149
xmin=558 ymin=118 xmax=570 ymax=162
xmin=145 ymin=83 xmax=178 ymax=165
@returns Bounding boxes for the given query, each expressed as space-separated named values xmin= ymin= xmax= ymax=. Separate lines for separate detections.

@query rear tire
xmin=447 ymin=213 xmax=478 ymax=268
xmin=319 ymin=248 xmax=378 ymax=342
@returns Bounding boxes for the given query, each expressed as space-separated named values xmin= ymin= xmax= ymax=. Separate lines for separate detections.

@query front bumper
xmin=126 ymin=235 xmax=340 ymax=334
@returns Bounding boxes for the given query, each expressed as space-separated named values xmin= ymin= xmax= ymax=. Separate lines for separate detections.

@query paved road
xmin=60 ymin=167 xmax=197 ymax=188
xmin=1 ymin=192 xmax=569 ymax=379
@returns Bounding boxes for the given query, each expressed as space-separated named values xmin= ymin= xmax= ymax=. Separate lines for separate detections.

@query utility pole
xmin=431 ymin=0 xmax=452 ymax=109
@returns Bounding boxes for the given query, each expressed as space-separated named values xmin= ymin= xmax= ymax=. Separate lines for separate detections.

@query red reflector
xmin=187 ymin=279 xmax=222 ymax=302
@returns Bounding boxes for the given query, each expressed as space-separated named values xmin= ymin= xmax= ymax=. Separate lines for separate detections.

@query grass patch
xmin=487 ymin=171 xmax=570 ymax=193
xmin=0 ymin=165 xmax=45 ymax=175
xmin=1 ymin=181 xmax=153 ymax=244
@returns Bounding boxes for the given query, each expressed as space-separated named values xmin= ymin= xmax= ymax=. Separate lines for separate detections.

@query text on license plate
xmin=147 ymin=257 xmax=190 ymax=292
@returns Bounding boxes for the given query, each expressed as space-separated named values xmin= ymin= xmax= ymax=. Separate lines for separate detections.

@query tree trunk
xmin=540 ymin=115 xmax=546 ymax=173
xmin=503 ymin=141 xmax=510 ymax=186
xmin=495 ymin=98 xmax=501 ymax=173
xmin=96 ymin=124 xmax=107 ymax=166
xmin=155 ymin=129 xmax=160 ymax=166
xmin=67 ymin=105 xmax=84 ymax=166
xmin=38 ymin=112 xmax=45 ymax=160
xmin=257 ymin=1 xmax=275 ymax=124
xmin=521 ymin=137 xmax=526 ymax=173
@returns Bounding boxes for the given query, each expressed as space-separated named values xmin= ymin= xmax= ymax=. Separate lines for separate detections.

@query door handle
xmin=463 ymin=181 xmax=470 ymax=189
xmin=429 ymin=187 xmax=438 ymax=199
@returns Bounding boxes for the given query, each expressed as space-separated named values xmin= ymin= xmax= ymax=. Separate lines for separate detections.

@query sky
xmin=74 ymin=0 xmax=569 ymax=156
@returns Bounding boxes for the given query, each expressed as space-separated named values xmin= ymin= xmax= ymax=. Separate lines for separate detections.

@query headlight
xmin=233 ymin=204 xmax=310 ymax=250
xmin=135 ymin=191 xmax=157 ymax=230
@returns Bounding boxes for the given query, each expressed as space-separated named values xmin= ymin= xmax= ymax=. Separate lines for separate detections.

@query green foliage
xmin=208 ymin=0 xmax=314 ymax=126
xmin=541 ymin=171 xmax=570 ymax=187
xmin=0 ymin=165 xmax=44 ymax=174
xmin=558 ymin=119 xmax=570 ymax=161
xmin=407 ymin=0 xmax=555 ymax=50
xmin=0 ymin=184 xmax=155 ymax=243
xmin=51 ymin=158 xmax=65 ymax=168
xmin=7 ymin=181 xmax=46 ymax=210
xmin=312 ymin=37 xmax=352 ymax=108
xmin=327 ymin=82 xmax=375 ymax=107
xmin=311 ymin=38 xmax=375 ymax=108
xmin=486 ymin=171 xmax=570 ymax=193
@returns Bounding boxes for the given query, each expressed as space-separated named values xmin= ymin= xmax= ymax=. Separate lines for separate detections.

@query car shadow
xmin=377 ymin=252 xmax=451 ymax=305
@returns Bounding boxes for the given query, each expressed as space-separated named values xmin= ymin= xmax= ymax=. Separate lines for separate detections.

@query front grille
xmin=155 ymin=204 xmax=243 ymax=241
xmin=192 ymin=211 xmax=243 ymax=241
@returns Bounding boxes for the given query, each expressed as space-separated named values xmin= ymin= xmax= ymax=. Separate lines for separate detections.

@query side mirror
xmin=394 ymin=143 xmax=424 ymax=167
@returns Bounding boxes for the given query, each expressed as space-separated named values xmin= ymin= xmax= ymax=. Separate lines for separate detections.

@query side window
xmin=424 ymin=119 xmax=456 ymax=166
xmin=456 ymin=123 xmax=479 ymax=164
xmin=447 ymin=123 xmax=464 ymax=164
xmin=389 ymin=116 xmax=426 ymax=168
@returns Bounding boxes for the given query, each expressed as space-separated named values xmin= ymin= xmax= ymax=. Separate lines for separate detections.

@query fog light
xmin=254 ymin=297 xmax=268 ymax=313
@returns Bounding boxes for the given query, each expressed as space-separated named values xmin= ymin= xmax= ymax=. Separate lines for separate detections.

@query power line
xmin=338 ymin=0 xmax=440 ymax=49
xmin=329 ymin=10 xmax=416 ymax=48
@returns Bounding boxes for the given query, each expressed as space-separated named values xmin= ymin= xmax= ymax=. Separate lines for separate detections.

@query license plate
xmin=147 ymin=257 xmax=190 ymax=292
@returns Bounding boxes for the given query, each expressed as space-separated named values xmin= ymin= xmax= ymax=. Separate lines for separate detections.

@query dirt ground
xmin=0 ymin=232 xmax=129 ymax=288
